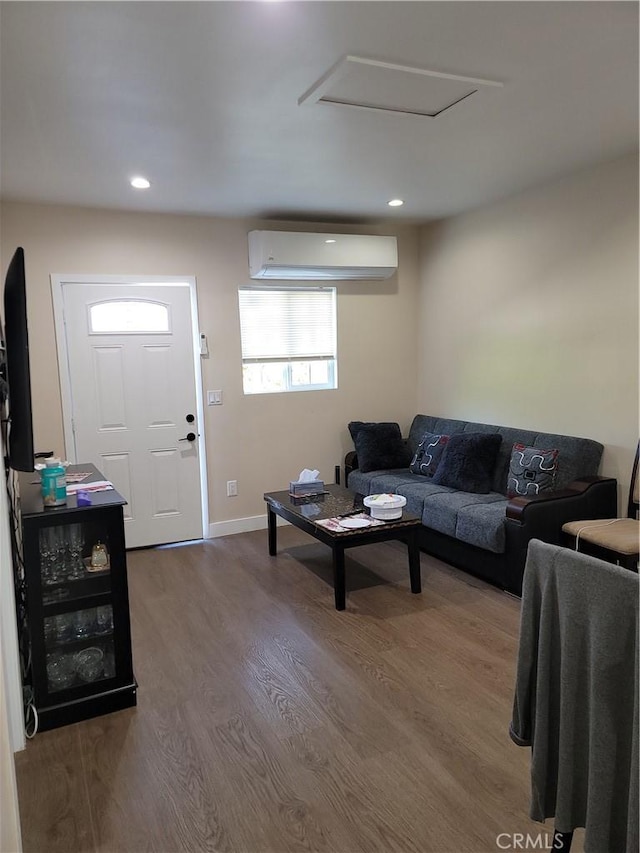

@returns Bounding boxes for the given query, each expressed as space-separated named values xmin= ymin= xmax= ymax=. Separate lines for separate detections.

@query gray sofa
xmin=345 ymin=414 xmax=617 ymax=595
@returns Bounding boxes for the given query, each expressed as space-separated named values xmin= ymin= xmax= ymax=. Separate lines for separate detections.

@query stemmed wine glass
xmin=40 ymin=528 xmax=66 ymax=586
xmin=66 ymin=524 xmax=86 ymax=580
xmin=39 ymin=527 xmax=54 ymax=586
xmin=40 ymin=528 xmax=69 ymax=602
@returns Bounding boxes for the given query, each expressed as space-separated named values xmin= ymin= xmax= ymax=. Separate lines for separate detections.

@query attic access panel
xmin=299 ymin=55 xmax=503 ymax=118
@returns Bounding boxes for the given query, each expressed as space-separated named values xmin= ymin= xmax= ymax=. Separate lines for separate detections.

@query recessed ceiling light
xmin=387 ymin=198 xmax=404 ymax=207
xmin=130 ymin=176 xmax=151 ymax=190
xmin=325 ymin=239 xmax=337 ymax=243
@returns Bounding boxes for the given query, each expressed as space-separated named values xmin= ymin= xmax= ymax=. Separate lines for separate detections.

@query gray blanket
xmin=510 ymin=539 xmax=638 ymax=853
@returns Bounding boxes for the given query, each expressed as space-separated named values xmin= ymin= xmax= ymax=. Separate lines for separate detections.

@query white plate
xmin=339 ymin=517 xmax=371 ymax=529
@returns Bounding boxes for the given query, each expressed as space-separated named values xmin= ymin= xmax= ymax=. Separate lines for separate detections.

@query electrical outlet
xmin=226 ymin=480 xmax=238 ymax=497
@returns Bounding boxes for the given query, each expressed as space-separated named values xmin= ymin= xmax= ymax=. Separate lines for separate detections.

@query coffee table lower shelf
xmin=264 ymin=487 xmax=422 ymax=611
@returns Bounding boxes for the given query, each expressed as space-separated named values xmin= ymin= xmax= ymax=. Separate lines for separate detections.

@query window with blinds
xmin=238 ymin=286 xmax=337 ymax=394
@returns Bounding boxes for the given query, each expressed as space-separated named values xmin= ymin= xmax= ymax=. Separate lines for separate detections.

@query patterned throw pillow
xmin=507 ymin=443 xmax=559 ymax=498
xmin=410 ymin=432 xmax=449 ymax=477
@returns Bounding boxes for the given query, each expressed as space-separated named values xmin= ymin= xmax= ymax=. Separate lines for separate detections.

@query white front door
xmin=55 ymin=280 xmax=205 ymax=549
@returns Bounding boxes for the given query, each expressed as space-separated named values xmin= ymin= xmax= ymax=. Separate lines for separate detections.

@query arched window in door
xmin=88 ymin=299 xmax=171 ymax=334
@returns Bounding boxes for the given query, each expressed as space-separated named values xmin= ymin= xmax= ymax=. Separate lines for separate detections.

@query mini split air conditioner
xmin=248 ymin=231 xmax=398 ymax=281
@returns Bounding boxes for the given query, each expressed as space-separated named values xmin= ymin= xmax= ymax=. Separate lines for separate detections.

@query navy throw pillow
xmin=410 ymin=432 xmax=450 ymax=477
xmin=348 ymin=421 xmax=400 ymax=443
xmin=350 ymin=422 xmax=411 ymax=473
xmin=432 ymin=432 xmax=502 ymax=494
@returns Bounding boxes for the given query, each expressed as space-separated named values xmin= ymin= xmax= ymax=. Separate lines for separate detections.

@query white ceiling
xmin=0 ymin=1 xmax=637 ymax=223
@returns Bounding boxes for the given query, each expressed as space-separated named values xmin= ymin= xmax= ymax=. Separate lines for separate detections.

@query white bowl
xmin=363 ymin=493 xmax=407 ymax=520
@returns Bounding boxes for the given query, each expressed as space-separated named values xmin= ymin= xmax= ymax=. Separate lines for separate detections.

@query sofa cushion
xmin=410 ymin=433 xmax=450 ymax=477
xmin=350 ymin=422 xmax=411 ymax=473
xmin=455 ymin=500 xmax=509 ymax=553
xmin=395 ymin=478 xmax=455 ymax=517
xmin=422 ymin=490 xmax=506 ymax=540
xmin=346 ymin=470 xmax=452 ymax=517
xmin=432 ymin=433 xmax=501 ymax=494
xmin=366 ymin=471 xmax=420 ymax=495
xmin=507 ymin=443 xmax=559 ymax=498
xmin=347 ymin=468 xmax=412 ymax=496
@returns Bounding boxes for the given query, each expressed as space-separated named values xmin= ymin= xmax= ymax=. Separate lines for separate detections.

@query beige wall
xmin=1 ymin=153 xmax=636 ymax=526
xmin=417 ymin=153 xmax=639 ymax=506
xmin=0 ymin=205 xmax=420 ymax=527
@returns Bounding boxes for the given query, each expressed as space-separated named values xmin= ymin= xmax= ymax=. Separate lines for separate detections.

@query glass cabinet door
xmin=32 ymin=513 xmax=126 ymax=697
xmin=39 ymin=522 xmax=112 ymax=605
xmin=43 ymin=605 xmax=116 ymax=693
xmin=20 ymin=476 xmax=136 ymax=731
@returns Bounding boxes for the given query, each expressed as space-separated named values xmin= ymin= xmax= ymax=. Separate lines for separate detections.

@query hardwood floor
xmin=15 ymin=528 xmax=585 ymax=852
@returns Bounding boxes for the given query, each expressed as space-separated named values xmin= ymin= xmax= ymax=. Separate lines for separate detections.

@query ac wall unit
xmin=248 ymin=231 xmax=398 ymax=280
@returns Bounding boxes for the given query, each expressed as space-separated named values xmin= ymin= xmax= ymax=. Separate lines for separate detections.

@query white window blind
xmin=237 ymin=286 xmax=337 ymax=394
xmin=238 ymin=287 xmax=336 ymax=363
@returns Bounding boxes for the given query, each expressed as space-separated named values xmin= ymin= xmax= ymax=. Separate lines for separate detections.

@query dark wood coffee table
xmin=264 ymin=485 xmax=422 ymax=610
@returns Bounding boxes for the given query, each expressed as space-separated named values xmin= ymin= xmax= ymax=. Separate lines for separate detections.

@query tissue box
xmin=289 ymin=480 xmax=325 ymax=496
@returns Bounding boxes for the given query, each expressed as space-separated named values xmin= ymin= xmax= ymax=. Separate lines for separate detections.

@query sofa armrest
xmin=506 ymin=476 xmax=618 ymax=524
xmin=501 ymin=476 xmax=618 ymax=596
xmin=344 ymin=451 xmax=358 ymax=484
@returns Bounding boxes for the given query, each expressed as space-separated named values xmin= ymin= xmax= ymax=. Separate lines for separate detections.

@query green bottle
xmin=41 ymin=458 xmax=67 ymax=507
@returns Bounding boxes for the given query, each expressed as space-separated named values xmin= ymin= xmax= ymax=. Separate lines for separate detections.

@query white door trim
xmin=50 ymin=274 xmax=209 ymax=542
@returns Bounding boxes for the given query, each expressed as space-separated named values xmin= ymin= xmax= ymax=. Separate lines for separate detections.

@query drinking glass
xmin=74 ymin=608 xmax=96 ymax=640
xmin=43 ymin=616 xmax=57 ymax=646
xmin=54 ymin=613 xmax=75 ymax=644
xmin=95 ymin=605 xmax=113 ymax=635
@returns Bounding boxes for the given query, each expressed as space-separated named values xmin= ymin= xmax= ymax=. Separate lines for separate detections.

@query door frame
xmin=50 ymin=274 xmax=209 ymax=542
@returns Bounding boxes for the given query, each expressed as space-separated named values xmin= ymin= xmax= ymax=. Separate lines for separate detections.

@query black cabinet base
xmin=37 ymin=681 xmax=137 ymax=732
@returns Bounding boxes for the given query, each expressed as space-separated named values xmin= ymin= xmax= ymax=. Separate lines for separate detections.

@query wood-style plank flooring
xmin=15 ymin=527 xmax=585 ymax=853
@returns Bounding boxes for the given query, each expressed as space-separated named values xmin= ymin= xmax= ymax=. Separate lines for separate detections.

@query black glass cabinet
xmin=19 ymin=463 xmax=136 ymax=731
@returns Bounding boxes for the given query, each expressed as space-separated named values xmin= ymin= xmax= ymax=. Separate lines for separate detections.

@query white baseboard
xmin=207 ymin=513 xmax=289 ymax=539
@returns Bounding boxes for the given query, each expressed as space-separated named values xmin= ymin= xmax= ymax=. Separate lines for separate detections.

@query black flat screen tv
xmin=2 ymin=247 xmax=35 ymax=472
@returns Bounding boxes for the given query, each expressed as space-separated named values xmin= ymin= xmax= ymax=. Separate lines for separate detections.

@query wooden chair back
xmin=628 ymin=441 xmax=639 ymax=519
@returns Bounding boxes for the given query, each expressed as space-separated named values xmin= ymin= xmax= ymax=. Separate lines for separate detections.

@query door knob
xmin=178 ymin=432 xmax=197 ymax=442
xmin=186 ymin=414 xmax=195 ymax=423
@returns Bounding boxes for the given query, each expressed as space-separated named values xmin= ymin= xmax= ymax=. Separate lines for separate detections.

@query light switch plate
xmin=207 ymin=390 xmax=222 ymax=406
